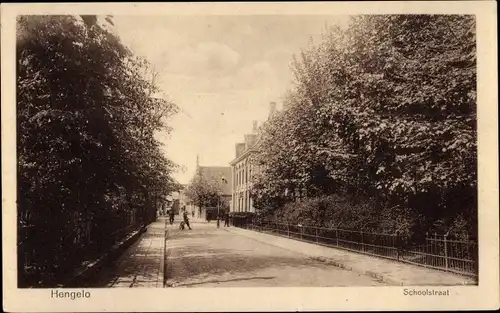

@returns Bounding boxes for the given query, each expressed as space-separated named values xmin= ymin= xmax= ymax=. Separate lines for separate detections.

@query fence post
xmin=444 ymin=234 xmax=449 ymax=270
xmin=424 ymin=232 xmax=429 ymax=264
xmin=434 ymin=232 xmax=438 ymax=267
xmin=396 ymin=231 xmax=400 ymax=260
xmin=287 ymin=222 xmax=290 ymax=238
xmin=361 ymin=230 xmax=364 ymax=252
xmin=300 ymin=225 xmax=303 ymax=240
xmin=336 ymin=229 xmax=339 ymax=246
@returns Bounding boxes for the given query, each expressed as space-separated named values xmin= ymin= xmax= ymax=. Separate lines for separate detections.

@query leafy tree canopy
xmin=253 ymin=15 xmax=476 ymax=236
xmin=17 ymin=15 xmax=180 ymax=285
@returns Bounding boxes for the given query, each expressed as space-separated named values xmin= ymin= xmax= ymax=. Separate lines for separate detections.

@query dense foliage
xmin=17 ymin=15 xmax=179 ymax=287
xmin=252 ymin=15 xmax=477 ymax=239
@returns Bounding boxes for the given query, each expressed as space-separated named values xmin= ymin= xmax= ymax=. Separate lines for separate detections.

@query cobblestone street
xmin=165 ymin=219 xmax=386 ymax=287
xmin=84 ymin=217 xmax=474 ymax=288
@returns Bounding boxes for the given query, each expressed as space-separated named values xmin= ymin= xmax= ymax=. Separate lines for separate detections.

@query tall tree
xmin=184 ymin=173 xmax=224 ymax=209
xmin=253 ymin=15 xmax=477 ymax=237
xmin=17 ymin=15 xmax=179 ymax=286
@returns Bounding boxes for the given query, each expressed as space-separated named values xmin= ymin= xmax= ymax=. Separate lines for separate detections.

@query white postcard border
xmin=2 ymin=2 xmax=498 ymax=312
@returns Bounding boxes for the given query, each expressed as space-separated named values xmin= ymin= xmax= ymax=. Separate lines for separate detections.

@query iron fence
xmin=18 ymin=206 xmax=154 ymax=288
xmin=241 ymin=220 xmax=478 ymax=278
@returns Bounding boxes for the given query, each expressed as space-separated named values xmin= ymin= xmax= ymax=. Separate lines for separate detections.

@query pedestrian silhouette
xmin=169 ymin=209 xmax=175 ymax=225
xmin=183 ymin=211 xmax=191 ymax=230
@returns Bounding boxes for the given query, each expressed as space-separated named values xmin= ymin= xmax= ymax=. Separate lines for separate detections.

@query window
xmin=243 ymin=192 xmax=247 ymax=212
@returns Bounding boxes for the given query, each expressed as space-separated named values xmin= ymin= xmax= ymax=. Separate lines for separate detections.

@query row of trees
xmin=251 ymin=15 xmax=477 ymax=239
xmin=17 ymin=15 xmax=180 ymax=287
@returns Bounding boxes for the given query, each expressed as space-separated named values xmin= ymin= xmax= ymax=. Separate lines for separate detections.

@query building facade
xmin=229 ymin=102 xmax=277 ymax=213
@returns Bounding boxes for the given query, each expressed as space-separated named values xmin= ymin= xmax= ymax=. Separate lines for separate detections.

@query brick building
xmin=229 ymin=102 xmax=278 ymax=213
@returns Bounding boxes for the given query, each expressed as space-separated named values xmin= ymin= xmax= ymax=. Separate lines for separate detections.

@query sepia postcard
xmin=2 ymin=1 xmax=498 ymax=312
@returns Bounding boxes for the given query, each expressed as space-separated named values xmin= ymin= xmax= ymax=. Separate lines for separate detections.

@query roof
xmin=229 ymin=147 xmax=258 ymax=165
xmin=197 ymin=166 xmax=232 ymax=195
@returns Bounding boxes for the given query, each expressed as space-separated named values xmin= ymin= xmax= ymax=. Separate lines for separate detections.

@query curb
xmin=164 ymin=225 xmax=173 ymax=287
xmin=231 ymin=227 xmax=477 ymax=286
xmin=159 ymin=219 xmax=167 ymax=287
xmin=308 ymin=255 xmax=404 ymax=285
xmin=64 ymin=225 xmax=148 ymax=287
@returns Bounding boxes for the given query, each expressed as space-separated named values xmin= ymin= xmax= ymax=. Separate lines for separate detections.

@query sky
xmin=111 ymin=15 xmax=350 ymax=184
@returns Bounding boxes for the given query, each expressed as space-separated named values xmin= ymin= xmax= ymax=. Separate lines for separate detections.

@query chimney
xmin=269 ymin=102 xmax=277 ymax=116
xmin=252 ymin=120 xmax=258 ymax=132
xmin=244 ymin=134 xmax=258 ymax=150
xmin=235 ymin=143 xmax=246 ymax=158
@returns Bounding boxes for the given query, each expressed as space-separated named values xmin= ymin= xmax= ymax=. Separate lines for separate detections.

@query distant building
xmin=191 ymin=157 xmax=233 ymax=220
xmin=229 ymin=102 xmax=278 ymax=213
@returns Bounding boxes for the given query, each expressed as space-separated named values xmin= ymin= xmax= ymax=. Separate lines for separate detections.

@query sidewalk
xmin=89 ymin=217 xmax=167 ymax=287
xmin=227 ymin=226 xmax=477 ymax=286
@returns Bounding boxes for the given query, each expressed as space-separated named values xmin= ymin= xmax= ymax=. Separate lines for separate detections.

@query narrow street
xmin=83 ymin=217 xmax=473 ymax=288
xmin=165 ymin=219 xmax=386 ymax=287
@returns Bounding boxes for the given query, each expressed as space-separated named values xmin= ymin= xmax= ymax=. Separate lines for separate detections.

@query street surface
xmin=84 ymin=217 xmax=472 ymax=288
xmin=165 ymin=219 xmax=386 ymax=287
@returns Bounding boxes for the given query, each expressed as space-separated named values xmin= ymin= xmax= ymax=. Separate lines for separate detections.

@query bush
xmin=260 ymin=193 xmax=475 ymax=241
xmin=269 ymin=195 xmax=390 ymax=231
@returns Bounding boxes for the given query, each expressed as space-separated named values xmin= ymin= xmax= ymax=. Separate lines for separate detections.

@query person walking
xmin=169 ymin=209 xmax=175 ymax=225
xmin=183 ymin=211 xmax=192 ymax=230
xmin=224 ymin=212 xmax=230 ymax=227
